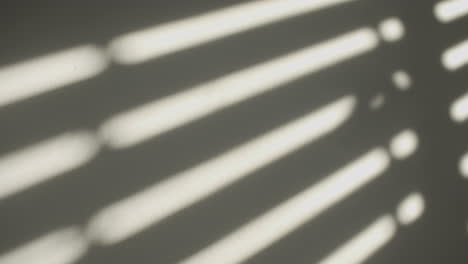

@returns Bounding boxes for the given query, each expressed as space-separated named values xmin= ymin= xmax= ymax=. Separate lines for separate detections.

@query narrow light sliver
xmin=459 ymin=152 xmax=468 ymax=178
xmin=101 ymin=28 xmax=378 ymax=148
xmin=109 ymin=0 xmax=356 ymax=64
xmin=180 ymin=149 xmax=390 ymax=264
xmin=0 ymin=45 xmax=108 ymax=108
xmin=87 ymin=96 xmax=356 ymax=245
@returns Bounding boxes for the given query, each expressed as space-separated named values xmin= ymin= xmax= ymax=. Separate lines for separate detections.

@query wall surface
xmin=1 ymin=1 xmax=468 ymax=263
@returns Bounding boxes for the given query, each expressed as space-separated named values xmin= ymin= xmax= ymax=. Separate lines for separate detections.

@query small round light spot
xmin=378 ymin=18 xmax=405 ymax=42
xmin=392 ymin=70 xmax=412 ymax=90
xmin=396 ymin=192 xmax=425 ymax=225
xmin=389 ymin=129 xmax=418 ymax=159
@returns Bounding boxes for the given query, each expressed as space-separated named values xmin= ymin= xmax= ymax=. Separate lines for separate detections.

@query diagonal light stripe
xmin=109 ymin=0 xmax=356 ymax=64
xmin=101 ymin=28 xmax=378 ymax=148
xmin=318 ymin=216 xmax=396 ymax=264
xmin=180 ymin=149 xmax=390 ymax=264
xmin=442 ymin=38 xmax=468 ymax=71
xmin=434 ymin=0 xmax=468 ymax=23
xmin=0 ymin=45 xmax=108 ymax=108
xmin=87 ymin=96 xmax=356 ymax=245
xmin=0 ymin=228 xmax=88 ymax=264
xmin=0 ymin=132 xmax=99 ymax=199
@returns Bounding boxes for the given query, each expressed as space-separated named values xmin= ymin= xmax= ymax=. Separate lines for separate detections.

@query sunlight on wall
xmin=88 ymin=96 xmax=356 ymax=245
xmin=0 ymin=45 xmax=108 ymax=108
xmin=0 ymin=132 xmax=99 ymax=200
xmin=109 ymin=0 xmax=357 ymax=64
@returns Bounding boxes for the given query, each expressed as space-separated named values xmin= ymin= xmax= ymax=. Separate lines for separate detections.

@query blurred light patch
xmin=392 ymin=70 xmax=412 ymax=90
xmin=0 ymin=132 xmax=99 ymax=200
xmin=0 ymin=228 xmax=88 ymax=264
xmin=450 ymin=92 xmax=468 ymax=123
xmin=369 ymin=93 xmax=385 ymax=110
xmin=389 ymin=129 xmax=419 ymax=159
xmin=318 ymin=216 xmax=396 ymax=264
xmin=180 ymin=149 xmax=390 ymax=264
xmin=459 ymin=152 xmax=468 ymax=178
xmin=0 ymin=45 xmax=108 ymax=108
xmin=396 ymin=192 xmax=425 ymax=225
xmin=378 ymin=18 xmax=405 ymax=42
xmin=109 ymin=0 xmax=356 ymax=64
xmin=434 ymin=0 xmax=468 ymax=23
xmin=442 ymin=39 xmax=468 ymax=70
xmin=101 ymin=28 xmax=378 ymax=148
xmin=87 ymin=96 xmax=356 ymax=245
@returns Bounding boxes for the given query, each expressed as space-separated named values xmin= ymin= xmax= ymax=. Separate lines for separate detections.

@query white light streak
xmin=109 ymin=0 xmax=356 ymax=64
xmin=0 ymin=132 xmax=99 ymax=199
xmin=0 ymin=45 xmax=108 ymax=108
xmin=434 ymin=0 xmax=468 ymax=23
xmin=450 ymin=92 xmax=468 ymax=123
xmin=87 ymin=96 xmax=356 ymax=245
xmin=396 ymin=192 xmax=425 ymax=225
xmin=0 ymin=228 xmax=88 ymax=264
xmin=442 ymin=39 xmax=468 ymax=71
xmin=318 ymin=216 xmax=396 ymax=264
xmin=101 ymin=28 xmax=378 ymax=148
xmin=180 ymin=149 xmax=390 ymax=264
xmin=389 ymin=129 xmax=418 ymax=159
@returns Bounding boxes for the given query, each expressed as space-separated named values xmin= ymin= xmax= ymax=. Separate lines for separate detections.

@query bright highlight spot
xmin=396 ymin=192 xmax=425 ymax=225
xmin=318 ymin=216 xmax=396 ymax=264
xmin=434 ymin=0 xmax=468 ymax=23
xmin=180 ymin=149 xmax=390 ymax=264
xmin=0 ymin=228 xmax=88 ymax=264
xmin=87 ymin=96 xmax=356 ymax=245
xmin=389 ymin=129 xmax=418 ymax=159
xmin=392 ymin=70 xmax=412 ymax=90
xmin=450 ymin=92 xmax=468 ymax=123
xmin=0 ymin=45 xmax=108 ymax=108
xmin=109 ymin=0 xmax=356 ymax=64
xmin=101 ymin=28 xmax=378 ymax=148
xmin=442 ymin=38 xmax=468 ymax=71
xmin=0 ymin=132 xmax=99 ymax=200
xmin=378 ymin=18 xmax=405 ymax=42
xmin=459 ymin=153 xmax=468 ymax=178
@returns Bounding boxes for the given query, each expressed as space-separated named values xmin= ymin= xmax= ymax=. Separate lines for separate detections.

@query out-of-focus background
xmin=1 ymin=0 xmax=468 ymax=263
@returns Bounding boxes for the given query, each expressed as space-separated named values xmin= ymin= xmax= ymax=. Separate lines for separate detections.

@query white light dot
xmin=389 ymin=129 xmax=418 ymax=159
xmin=396 ymin=192 xmax=425 ymax=225
xmin=378 ymin=18 xmax=405 ymax=42
xmin=459 ymin=153 xmax=468 ymax=178
xmin=392 ymin=70 xmax=412 ymax=90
